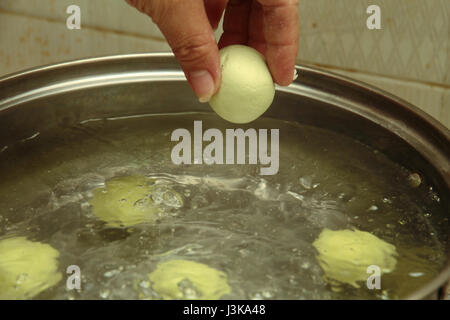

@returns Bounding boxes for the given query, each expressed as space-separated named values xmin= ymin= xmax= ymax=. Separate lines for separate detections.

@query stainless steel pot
xmin=0 ymin=53 xmax=448 ymax=299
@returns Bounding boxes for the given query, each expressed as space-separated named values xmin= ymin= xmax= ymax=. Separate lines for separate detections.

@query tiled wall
xmin=297 ymin=0 xmax=449 ymax=128
xmin=0 ymin=0 xmax=448 ymax=127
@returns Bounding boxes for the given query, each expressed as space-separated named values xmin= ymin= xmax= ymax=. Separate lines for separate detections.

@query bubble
xmin=299 ymin=176 xmax=313 ymax=190
xmin=99 ymin=289 xmax=110 ymax=299
xmin=407 ymin=173 xmax=422 ymax=188
xmin=139 ymin=280 xmax=151 ymax=289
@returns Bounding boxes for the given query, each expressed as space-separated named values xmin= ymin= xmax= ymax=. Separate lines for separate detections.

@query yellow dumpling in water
xmin=90 ymin=176 xmax=183 ymax=228
xmin=0 ymin=237 xmax=62 ymax=299
xmin=312 ymin=228 xmax=397 ymax=288
xmin=209 ymin=45 xmax=275 ymax=124
xmin=148 ymin=260 xmax=231 ymax=300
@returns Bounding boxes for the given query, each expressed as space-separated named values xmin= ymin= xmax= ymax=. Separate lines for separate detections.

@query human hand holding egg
xmin=126 ymin=0 xmax=299 ymax=123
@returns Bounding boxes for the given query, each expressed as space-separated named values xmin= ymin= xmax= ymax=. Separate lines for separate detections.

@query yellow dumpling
xmin=148 ymin=260 xmax=231 ymax=300
xmin=90 ymin=176 xmax=183 ymax=228
xmin=209 ymin=45 xmax=275 ymax=124
xmin=0 ymin=237 xmax=62 ymax=299
xmin=312 ymin=228 xmax=397 ymax=288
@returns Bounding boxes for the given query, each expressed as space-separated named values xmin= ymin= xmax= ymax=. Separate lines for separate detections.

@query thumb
xmin=129 ymin=0 xmax=221 ymax=102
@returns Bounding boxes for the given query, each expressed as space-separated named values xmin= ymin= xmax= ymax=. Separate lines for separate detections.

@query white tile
xmin=0 ymin=0 xmax=225 ymax=41
xmin=0 ymin=12 xmax=171 ymax=77
xmin=298 ymin=0 xmax=450 ymax=85
xmin=0 ymin=0 xmax=165 ymax=40
xmin=2 ymin=0 xmax=448 ymax=85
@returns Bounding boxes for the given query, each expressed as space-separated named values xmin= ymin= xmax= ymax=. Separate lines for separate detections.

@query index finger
xmin=258 ymin=0 xmax=299 ymax=86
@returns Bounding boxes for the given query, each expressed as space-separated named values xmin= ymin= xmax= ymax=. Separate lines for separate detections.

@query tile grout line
xmin=0 ymin=8 xmax=168 ymax=44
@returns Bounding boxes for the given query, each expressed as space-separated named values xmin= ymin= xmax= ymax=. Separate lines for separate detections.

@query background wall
xmin=0 ymin=0 xmax=448 ymax=127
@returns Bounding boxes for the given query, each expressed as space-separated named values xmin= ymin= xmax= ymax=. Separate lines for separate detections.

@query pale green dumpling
xmin=148 ymin=260 xmax=231 ymax=300
xmin=209 ymin=45 xmax=275 ymax=124
xmin=0 ymin=237 xmax=62 ymax=299
xmin=90 ymin=175 xmax=183 ymax=228
xmin=312 ymin=228 xmax=397 ymax=288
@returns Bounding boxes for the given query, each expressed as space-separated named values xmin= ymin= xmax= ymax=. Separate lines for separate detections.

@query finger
xmin=204 ymin=0 xmax=228 ymax=30
xmin=131 ymin=0 xmax=221 ymax=102
xmin=258 ymin=0 xmax=299 ymax=86
xmin=248 ymin=0 xmax=266 ymax=55
xmin=218 ymin=0 xmax=252 ymax=49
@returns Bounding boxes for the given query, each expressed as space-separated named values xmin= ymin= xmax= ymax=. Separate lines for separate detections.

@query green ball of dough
xmin=209 ymin=45 xmax=275 ymax=124
xmin=90 ymin=176 xmax=183 ymax=228
xmin=148 ymin=260 xmax=231 ymax=300
xmin=312 ymin=228 xmax=397 ymax=288
xmin=0 ymin=237 xmax=62 ymax=299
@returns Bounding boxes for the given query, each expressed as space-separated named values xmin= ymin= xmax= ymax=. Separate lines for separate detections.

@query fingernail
xmin=189 ymin=70 xmax=215 ymax=103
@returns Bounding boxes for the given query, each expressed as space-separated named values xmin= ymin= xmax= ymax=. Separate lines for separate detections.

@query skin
xmin=125 ymin=0 xmax=299 ymax=102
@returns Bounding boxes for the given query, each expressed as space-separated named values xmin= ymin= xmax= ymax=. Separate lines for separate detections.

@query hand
xmin=126 ymin=0 xmax=299 ymax=102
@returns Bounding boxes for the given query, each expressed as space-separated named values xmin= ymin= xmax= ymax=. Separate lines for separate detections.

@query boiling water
xmin=0 ymin=113 xmax=447 ymax=300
